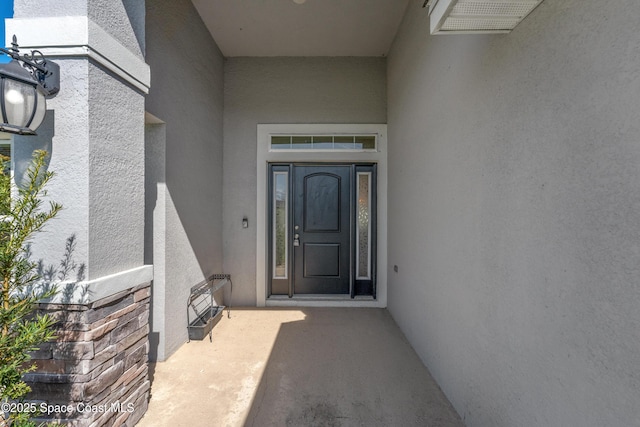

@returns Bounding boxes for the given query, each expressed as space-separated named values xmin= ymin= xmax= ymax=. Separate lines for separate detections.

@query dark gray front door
xmin=268 ymin=163 xmax=376 ymax=298
xmin=293 ymin=165 xmax=351 ymax=294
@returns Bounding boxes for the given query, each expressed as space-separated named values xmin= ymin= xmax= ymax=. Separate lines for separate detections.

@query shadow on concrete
xmin=138 ymin=308 xmax=463 ymax=427
xmin=243 ymin=308 xmax=463 ymax=427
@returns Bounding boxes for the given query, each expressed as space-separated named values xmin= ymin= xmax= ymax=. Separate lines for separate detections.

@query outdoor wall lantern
xmin=0 ymin=35 xmax=59 ymax=135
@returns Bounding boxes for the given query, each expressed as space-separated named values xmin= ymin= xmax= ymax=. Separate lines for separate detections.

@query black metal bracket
xmin=0 ymin=35 xmax=59 ymax=97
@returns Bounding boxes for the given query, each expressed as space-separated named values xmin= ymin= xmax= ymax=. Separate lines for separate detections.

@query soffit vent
xmin=427 ymin=0 xmax=544 ymax=35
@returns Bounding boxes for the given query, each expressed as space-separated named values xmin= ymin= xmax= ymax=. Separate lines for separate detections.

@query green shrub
xmin=0 ymin=150 xmax=61 ymax=426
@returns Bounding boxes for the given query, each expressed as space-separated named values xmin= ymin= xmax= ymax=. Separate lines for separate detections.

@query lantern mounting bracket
xmin=0 ymin=35 xmax=59 ymax=97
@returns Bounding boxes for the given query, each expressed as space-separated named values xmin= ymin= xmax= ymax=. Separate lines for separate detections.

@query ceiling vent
xmin=426 ymin=0 xmax=544 ymax=35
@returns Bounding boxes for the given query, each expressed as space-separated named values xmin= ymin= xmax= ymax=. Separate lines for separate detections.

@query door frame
xmin=256 ymin=124 xmax=387 ymax=307
xmin=268 ymin=163 xmax=377 ymax=298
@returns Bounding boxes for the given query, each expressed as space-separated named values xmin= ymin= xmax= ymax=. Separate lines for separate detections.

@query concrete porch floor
xmin=137 ymin=308 xmax=464 ymax=426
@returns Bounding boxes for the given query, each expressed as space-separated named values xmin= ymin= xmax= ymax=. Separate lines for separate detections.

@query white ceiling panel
xmin=191 ymin=0 xmax=411 ymax=57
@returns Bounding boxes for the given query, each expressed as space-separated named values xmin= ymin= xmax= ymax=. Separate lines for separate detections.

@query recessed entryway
xmin=256 ymin=124 xmax=387 ymax=307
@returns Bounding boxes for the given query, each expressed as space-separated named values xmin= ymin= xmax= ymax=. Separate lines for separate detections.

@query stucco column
xmin=5 ymin=2 xmax=152 ymax=425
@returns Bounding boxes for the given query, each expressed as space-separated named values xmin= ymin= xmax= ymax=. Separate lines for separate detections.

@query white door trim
xmin=256 ymin=124 xmax=387 ymax=307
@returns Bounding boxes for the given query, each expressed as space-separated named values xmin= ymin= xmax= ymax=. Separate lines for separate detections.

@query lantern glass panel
xmin=29 ymin=89 xmax=46 ymax=132
xmin=4 ymin=79 xmax=36 ymax=127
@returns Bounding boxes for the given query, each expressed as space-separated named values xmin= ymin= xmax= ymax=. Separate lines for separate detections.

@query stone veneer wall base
xmin=24 ymin=282 xmax=151 ymax=427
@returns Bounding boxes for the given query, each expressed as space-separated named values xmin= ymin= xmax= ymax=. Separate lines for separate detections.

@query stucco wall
xmin=89 ymin=0 xmax=145 ymax=58
xmin=13 ymin=0 xmax=145 ymax=57
xmin=145 ymin=0 xmax=224 ymax=360
xmin=387 ymin=1 xmax=640 ymax=426
xmin=10 ymin=2 xmax=147 ymax=284
xmin=88 ymin=61 xmax=145 ymax=279
xmin=13 ymin=0 xmax=87 ymax=17
xmin=13 ymin=59 xmax=90 ymax=280
xmin=14 ymin=0 xmax=144 ymax=57
xmin=16 ymin=61 xmax=145 ymax=282
xmin=223 ymin=57 xmax=387 ymax=305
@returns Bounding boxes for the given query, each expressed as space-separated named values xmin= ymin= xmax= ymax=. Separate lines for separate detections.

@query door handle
xmin=294 ymin=231 xmax=300 ymax=247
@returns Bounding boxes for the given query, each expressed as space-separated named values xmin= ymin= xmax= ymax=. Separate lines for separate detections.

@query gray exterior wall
xmin=12 ymin=59 xmax=90 ymax=282
xmin=88 ymin=61 xmax=145 ymax=279
xmin=145 ymin=0 xmax=224 ymax=360
xmin=11 ymin=1 xmax=147 ymax=282
xmin=15 ymin=0 xmax=144 ymax=57
xmin=223 ymin=57 xmax=387 ymax=305
xmin=387 ymin=1 xmax=640 ymax=426
xmin=13 ymin=0 xmax=87 ymax=17
xmin=88 ymin=0 xmax=145 ymax=57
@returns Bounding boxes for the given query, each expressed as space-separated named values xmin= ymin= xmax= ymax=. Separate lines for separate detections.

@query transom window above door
xmin=257 ymin=123 xmax=388 ymax=308
xmin=270 ymin=135 xmax=376 ymax=152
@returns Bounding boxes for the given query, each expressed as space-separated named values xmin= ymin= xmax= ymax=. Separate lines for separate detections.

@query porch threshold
xmin=266 ymin=294 xmax=383 ymax=308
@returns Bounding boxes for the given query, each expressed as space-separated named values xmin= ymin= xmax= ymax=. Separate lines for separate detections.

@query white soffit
xmin=428 ymin=0 xmax=544 ymax=35
xmin=191 ymin=0 xmax=410 ymax=57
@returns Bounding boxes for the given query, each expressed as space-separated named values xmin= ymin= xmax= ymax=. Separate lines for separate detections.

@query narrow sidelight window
xmin=356 ymin=172 xmax=371 ymax=279
xmin=273 ymin=171 xmax=288 ymax=279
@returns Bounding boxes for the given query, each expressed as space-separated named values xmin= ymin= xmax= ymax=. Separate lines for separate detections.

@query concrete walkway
xmin=137 ymin=308 xmax=464 ymax=427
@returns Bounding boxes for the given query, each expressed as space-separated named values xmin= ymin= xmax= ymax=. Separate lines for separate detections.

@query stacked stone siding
xmin=24 ymin=283 xmax=151 ymax=427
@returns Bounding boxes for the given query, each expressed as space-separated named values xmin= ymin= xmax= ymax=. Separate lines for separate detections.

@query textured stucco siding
xmin=89 ymin=0 xmax=145 ymax=58
xmin=223 ymin=57 xmax=387 ymax=305
xmin=14 ymin=0 xmax=144 ymax=58
xmin=13 ymin=59 xmax=91 ymax=279
xmin=387 ymin=1 xmax=640 ymax=426
xmin=145 ymin=0 xmax=224 ymax=360
xmin=10 ymin=3 xmax=147 ymax=287
xmin=13 ymin=0 xmax=88 ymax=17
xmin=88 ymin=62 xmax=145 ymax=279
